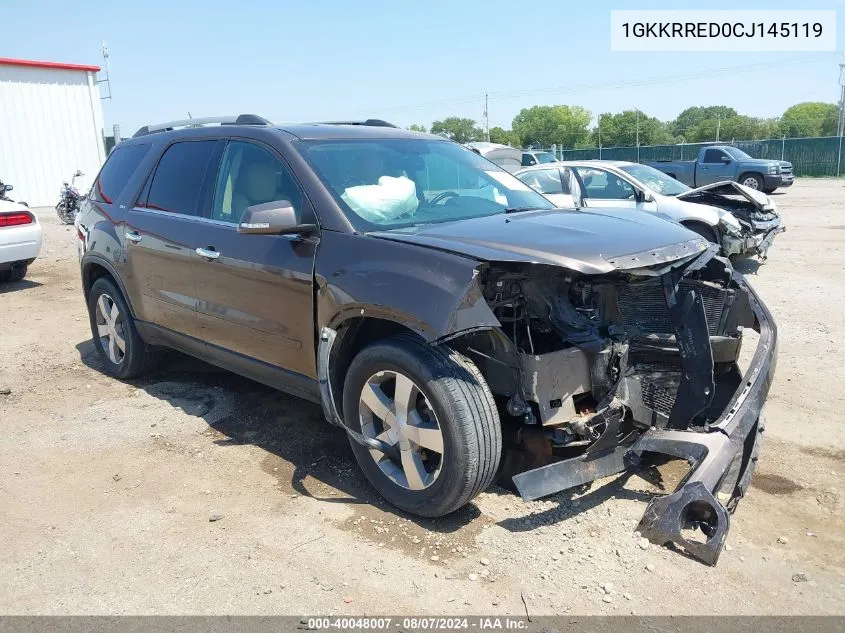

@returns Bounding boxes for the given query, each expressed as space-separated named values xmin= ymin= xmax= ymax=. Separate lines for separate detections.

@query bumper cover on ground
xmin=512 ymin=272 xmax=777 ymax=565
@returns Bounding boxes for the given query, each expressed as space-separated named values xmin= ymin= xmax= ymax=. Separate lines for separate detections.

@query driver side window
xmin=212 ymin=141 xmax=304 ymax=224
xmin=702 ymin=149 xmax=726 ymax=163
xmin=574 ymin=167 xmax=634 ymax=200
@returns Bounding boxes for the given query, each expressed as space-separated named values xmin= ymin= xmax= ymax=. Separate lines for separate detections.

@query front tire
xmin=739 ymin=173 xmax=763 ymax=190
xmin=342 ymin=334 xmax=502 ymax=517
xmin=87 ymin=277 xmax=157 ymax=379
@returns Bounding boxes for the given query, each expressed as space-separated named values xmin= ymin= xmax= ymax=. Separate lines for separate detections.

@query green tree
xmin=670 ymin=106 xmax=738 ymax=140
xmin=593 ymin=110 xmax=673 ymax=147
xmin=430 ymin=117 xmax=484 ymax=143
xmin=511 ymin=105 xmax=591 ymax=148
xmin=488 ymin=126 xmax=520 ymax=147
xmin=716 ymin=115 xmax=766 ymax=141
xmin=777 ymin=102 xmax=839 ymax=138
xmin=408 ymin=123 xmax=427 ymax=133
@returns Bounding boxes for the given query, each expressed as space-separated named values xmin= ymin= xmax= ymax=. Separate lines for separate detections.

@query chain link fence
xmin=552 ymin=136 xmax=845 ymax=177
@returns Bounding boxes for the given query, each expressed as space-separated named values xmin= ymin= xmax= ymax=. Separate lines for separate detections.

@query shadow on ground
xmin=0 ymin=279 xmax=43 ymax=294
xmin=75 ymin=338 xmax=482 ymax=535
xmin=731 ymin=257 xmax=763 ymax=275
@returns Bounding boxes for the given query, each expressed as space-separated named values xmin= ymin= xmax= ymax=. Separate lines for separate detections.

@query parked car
xmin=645 ymin=145 xmax=793 ymax=193
xmin=514 ymin=160 xmax=785 ymax=259
xmin=0 ymin=189 xmax=42 ymax=283
xmin=465 ymin=142 xmax=523 ymax=172
xmin=75 ymin=115 xmax=776 ymax=565
xmin=521 ymin=150 xmax=558 ymax=167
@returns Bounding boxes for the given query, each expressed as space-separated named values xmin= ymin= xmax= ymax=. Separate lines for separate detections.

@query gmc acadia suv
xmin=75 ymin=115 xmax=777 ymax=564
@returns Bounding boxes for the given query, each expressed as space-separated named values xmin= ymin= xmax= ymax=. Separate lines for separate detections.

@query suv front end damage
xmin=456 ymin=247 xmax=776 ymax=565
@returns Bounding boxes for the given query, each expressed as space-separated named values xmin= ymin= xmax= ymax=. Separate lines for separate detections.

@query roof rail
xmin=317 ymin=119 xmax=399 ymax=128
xmin=132 ymin=114 xmax=273 ymax=138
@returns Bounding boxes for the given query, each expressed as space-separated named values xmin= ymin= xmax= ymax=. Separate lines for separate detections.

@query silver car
xmin=515 ymin=160 xmax=785 ymax=259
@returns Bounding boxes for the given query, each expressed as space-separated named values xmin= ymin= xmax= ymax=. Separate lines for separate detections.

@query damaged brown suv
xmin=76 ymin=115 xmax=777 ymax=565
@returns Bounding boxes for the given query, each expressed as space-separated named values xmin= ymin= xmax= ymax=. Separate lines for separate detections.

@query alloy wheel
xmin=358 ymin=370 xmax=444 ymax=490
xmin=741 ymin=176 xmax=760 ymax=189
xmin=95 ymin=293 xmax=126 ymax=365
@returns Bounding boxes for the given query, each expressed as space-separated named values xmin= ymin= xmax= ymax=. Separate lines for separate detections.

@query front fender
xmin=315 ymin=232 xmax=500 ymax=342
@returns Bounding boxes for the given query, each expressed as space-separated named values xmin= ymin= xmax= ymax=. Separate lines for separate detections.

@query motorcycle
xmin=56 ymin=170 xmax=85 ymax=225
xmin=0 ymin=178 xmax=28 ymax=206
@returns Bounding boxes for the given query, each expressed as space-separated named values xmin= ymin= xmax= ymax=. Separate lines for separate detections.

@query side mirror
xmin=237 ymin=201 xmax=315 ymax=236
xmin=721 ymin=155 xmax=732 ymax=163
xmin=635 ymin=189 xmax=654 ymax=203
xmin=74 ymin=170 xmax=84 ymax=176
xmin=3 ymin=184 xmax=12 ymax=192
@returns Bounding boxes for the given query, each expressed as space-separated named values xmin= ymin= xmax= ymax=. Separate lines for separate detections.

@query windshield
xmin=299 ymin=139 xmax=554 ymax=228
xmin=723 ymin=146 xmax=751 ymax=160
xmin=618 ymin=163 xmax=691 ymax=196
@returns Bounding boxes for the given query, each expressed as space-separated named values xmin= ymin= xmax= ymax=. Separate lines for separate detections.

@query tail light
xmin=0 ymin=212 xmax=33 ymax=227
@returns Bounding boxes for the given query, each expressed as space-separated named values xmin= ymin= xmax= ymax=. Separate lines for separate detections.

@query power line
xmin=341 ymin=53 xmax=835 ymax=117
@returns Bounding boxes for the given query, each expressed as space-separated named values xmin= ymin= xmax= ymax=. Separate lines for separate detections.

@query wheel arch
xmin=680 ymin=219 xmax=720 ymax=244
xmin=81 ymin=256 xmax=137 ymax=317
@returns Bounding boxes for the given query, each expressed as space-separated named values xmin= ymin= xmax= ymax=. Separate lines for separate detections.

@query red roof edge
xmin=0 ymin=57 xmax=101 ymax=73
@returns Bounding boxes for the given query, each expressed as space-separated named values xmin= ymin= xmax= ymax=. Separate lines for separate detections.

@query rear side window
xmin=90 ymin=144 xmax=151 ymax=204
xmin=143 ymin=141 xmax=217 ymax=215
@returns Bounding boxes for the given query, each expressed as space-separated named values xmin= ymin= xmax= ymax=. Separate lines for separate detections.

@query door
xmin=124 ymin=140 xmax=219 ymax=338
xmin=697 ymin=148 xmax=733 ymax=186
xmin=572 ymin=167 xmax=658 ymax=215
xmin=516 ymin=167 xmax=574 ymax=208
xmin=191 ymin=140 xmax=319 ymax=381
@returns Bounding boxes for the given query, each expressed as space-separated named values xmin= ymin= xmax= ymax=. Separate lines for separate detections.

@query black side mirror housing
xmin=237 ymin=201 xmax=315 ymax=236
xmin=3 ymin=184 xmax=12 ymax=192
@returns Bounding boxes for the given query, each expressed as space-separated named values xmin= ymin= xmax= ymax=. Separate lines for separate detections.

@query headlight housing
xmin=720 ymin=213 xmax=742 ymax=236
xmin=767 ymin=164 xmax=780 ymax=174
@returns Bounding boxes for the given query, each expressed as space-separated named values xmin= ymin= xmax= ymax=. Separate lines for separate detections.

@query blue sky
xmin=4 ymin=0 xmax=844 ymax=135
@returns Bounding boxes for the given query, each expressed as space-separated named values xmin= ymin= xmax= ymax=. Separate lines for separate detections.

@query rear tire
xmin=0 ymin=264 xmax=27 ymax=283
xmin=87 ymin=277 xmax=158 ymax=379
xmin=342 ymin=333 xmax=502 ymax=517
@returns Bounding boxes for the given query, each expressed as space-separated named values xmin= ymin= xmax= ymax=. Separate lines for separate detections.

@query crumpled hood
xmin=676 ymin=180 xmax=774 ymax=211
xmin=368 ymin=209 xmax=708 ymax=275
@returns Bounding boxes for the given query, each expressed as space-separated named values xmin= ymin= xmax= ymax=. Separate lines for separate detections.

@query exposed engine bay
xmin=452 ymin=246 xmax=775 ymax=565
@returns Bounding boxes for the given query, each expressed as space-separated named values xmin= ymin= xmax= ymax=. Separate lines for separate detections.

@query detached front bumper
xmin=511 ymin=272 xmax=777 ymax=566
xmin=632 ymin=272 xmax=776 ymax=564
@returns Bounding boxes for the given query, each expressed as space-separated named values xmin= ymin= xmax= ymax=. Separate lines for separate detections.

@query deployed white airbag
xmin=341 ymin=176 xmax=419 ymax=223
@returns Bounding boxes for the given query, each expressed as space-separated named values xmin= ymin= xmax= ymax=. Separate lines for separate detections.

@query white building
xmin=0 ymin=57 xmax=106 ymax=207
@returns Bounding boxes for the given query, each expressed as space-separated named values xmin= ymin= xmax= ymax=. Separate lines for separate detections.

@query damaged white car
xmin=515 ymin=160 xmax=785 ymax=260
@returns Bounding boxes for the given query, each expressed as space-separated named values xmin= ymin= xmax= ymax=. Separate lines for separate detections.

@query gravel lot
xmin=1 ymin=179 xmax=844 ymax=615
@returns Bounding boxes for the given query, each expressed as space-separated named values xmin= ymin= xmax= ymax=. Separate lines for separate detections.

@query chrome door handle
xmin=196 ymin=247 xmax=220 ymax=260
xmin=125 ymin=231 xmax=142 ymax=243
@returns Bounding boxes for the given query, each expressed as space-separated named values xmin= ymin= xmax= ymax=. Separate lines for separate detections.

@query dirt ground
xmin=1 ymin=179 xmax=844 ymax=616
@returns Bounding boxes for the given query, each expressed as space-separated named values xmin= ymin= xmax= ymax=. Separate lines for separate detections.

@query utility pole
xmin=716 ymin=114 xmax=721 ymax=142
xmin=636 ymin=109 xmax=640 ymax=162
xmin=837 ymin=63 xmax=845 ymax=137
xmin=598 ymin=115 xmax=602 ymax=159
xmin=484 ymin=93 xmax=490 ymax=142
